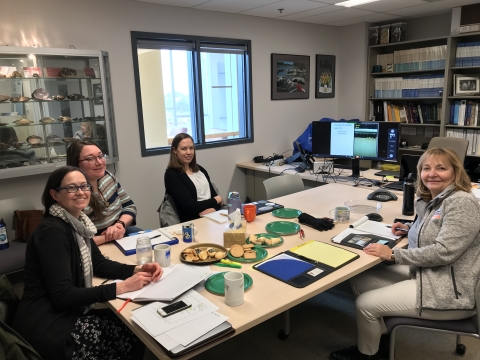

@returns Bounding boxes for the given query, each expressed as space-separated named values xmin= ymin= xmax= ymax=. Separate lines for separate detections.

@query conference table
xmin=96 ymin=183 xmax=411 ymax=359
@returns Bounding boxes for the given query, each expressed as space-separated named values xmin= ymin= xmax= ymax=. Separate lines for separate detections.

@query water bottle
xmin=227 ymin=191 xmax=241 ymax=215
xmin=402 ymin=173 xmax=415 ymax=216
xmin=0 ymin=218 xmax=9 ymax=250
xmin=136 ymin=236 xmax=152 ymax=265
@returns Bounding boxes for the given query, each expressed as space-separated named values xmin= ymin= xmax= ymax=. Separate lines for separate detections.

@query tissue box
xmin=223 ymin=221 xmax=247 ymax=248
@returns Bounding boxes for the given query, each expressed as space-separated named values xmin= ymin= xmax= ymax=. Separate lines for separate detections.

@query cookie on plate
xmin=230 ymin=244 xmax=244 ymax=257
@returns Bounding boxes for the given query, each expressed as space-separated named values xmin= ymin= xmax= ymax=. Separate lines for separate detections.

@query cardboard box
xmin=223 ymin=220 xmax=247 ymax=248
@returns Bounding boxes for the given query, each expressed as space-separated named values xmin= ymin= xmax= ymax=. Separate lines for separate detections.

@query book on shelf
xmin=449 ymin=100 xmax=480 ymax=126
xmin=374 ymin=75 xmax=444 ymax=99
xmin=455 ymin=42 xmax=480 ymax=67
xmin=447 ymin=128 xmax=480 ymax=155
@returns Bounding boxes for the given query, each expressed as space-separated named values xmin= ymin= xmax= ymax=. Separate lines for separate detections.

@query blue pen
xmin=386 ymin=226 xmax=409 ymax=232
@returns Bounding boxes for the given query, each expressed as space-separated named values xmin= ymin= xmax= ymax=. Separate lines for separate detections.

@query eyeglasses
xmin=56 ymin=184 xmax=92 ymax=193
xmin=78 ymin=154 xmax=107 ymax=164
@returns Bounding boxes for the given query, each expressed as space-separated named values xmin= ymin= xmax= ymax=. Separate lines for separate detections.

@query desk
xmin=237 ymin=160 xmax=393 ymax=201
xmin=96 ymin=183 xmax=410 ymax=359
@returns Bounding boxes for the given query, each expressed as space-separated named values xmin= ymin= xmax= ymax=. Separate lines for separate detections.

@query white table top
xmin=96 ymin=183 xmax=411 ymax=359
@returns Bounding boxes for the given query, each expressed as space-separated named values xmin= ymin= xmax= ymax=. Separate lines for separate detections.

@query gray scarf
xmin=49 ymin=203 xmax=97 ymax=313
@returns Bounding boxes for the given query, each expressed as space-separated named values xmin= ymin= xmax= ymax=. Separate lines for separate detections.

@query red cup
xmin=243 ymin=204 xmax=257 ymax=222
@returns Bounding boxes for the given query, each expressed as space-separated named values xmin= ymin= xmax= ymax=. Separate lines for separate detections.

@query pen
xmin=386 ymin=226 xmax=409 ymax=232
xmin=298 ymin=229 xmax=305 ymax=239
xmin=117 ymin=298 xmax=131 ymax=313
xmin=150 ymin=234 xmax=161 ymax=240
xmin=101 ymin=278 xmax=111 ymax=285
xmin=215 ymin=262 xmax=242 ymax=269
xmin=220 ymin=259 xmax=242 ymax=267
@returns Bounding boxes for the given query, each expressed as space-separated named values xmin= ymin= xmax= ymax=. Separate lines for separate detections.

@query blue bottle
xmin=227 ymin=191 xmax=241 ymax=215
xmin=0 ymin=218 xmax=9 ymax=250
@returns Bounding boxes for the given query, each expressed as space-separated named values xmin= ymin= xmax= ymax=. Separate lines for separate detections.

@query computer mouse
xmin=366 ymin=213 xmax=383 ymax=222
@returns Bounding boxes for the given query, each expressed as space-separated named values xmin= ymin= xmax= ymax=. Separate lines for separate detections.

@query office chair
xmin=427 ymin=137 xmax=469 ymax=164
xmin=384 ymin=283 xmax=480 ymax=359
xmin=263 ymin=175 xmax=305 ymax=200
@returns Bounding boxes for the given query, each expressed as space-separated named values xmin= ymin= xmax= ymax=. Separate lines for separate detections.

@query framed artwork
xmin=271 ymin=53 xmax=310 ymax=100
xmin=454 ymin=74 xmax=480 ymax=95
xmin=92 ymin=83 xmax=103 ymax=105
xmin=315 ymin=55 xmax=335 ymax=98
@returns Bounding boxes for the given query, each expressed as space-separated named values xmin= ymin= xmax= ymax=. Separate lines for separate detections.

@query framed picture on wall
xmin=315 ymin=55 xmax=335 ymax=98
xmin=271 ymin=53 xmax=310 ymax=100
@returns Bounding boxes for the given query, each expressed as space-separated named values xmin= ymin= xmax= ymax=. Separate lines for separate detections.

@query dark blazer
xmin=164 ymin=165 xmax=220 ymax=222
xmin=12 ymin=216 xmax=135 ymax=360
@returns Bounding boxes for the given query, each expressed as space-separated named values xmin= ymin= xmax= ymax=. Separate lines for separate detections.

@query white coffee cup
xmin=224 ymin=272 xmax=244 ymax=307
xmin=154 ymin=244 xmax=171 ymax=267
xmin=329 ymin=206 xmax=351 ymax=223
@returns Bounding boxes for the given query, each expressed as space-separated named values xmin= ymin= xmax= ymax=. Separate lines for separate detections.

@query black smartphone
xmin=157 ymin=300 xmax=192 ymax=317
xmin=393 ymin=218 xmax=411 ymax=224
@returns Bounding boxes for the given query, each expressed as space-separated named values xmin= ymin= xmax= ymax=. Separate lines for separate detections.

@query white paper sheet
xmin=166 ymin=312 xmax=228 ymax=346
xmin=117 ymin=264 xmax=211 ymax=301
xmin=200 ymin=209 xmax=228 ymax=223
xmin=131 ymin=289 xmax=219 ymax=337
xmin=115 ymin=230 xmax=169 ymax=252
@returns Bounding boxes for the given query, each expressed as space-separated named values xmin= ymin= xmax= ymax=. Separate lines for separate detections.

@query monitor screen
xmin=311 ymin=121 xmax=400 ymax=162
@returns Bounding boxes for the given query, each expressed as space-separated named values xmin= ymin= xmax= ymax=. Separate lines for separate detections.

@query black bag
xmin=298 ymin=213 xmax=335 ymax=232
xmin=13 ymin=210 xmax=43 ymax=242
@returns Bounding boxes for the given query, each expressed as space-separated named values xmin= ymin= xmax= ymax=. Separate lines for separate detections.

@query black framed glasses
xmin=78 ymin=154 xmax=107 ymax=164
xmin=56 ymin=184 xmax=92 ymax=193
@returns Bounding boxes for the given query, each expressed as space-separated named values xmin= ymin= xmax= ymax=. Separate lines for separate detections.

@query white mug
xmin=329 ymin=206 xmax=351 ymax=223
xmin=154 ymin=244 xmax=171 ymax=267
xmin=224 ymin=272 xmax=244 ymax=307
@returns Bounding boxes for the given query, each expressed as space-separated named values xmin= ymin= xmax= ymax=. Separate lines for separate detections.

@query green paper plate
xmin=272 ymin=208 xmax=302 ymax=219
xmin=265 ymin=221 xmax=301 ymax=236
xmin=246 ymin=233 xmax=284 ymax=248
xmin=227 ymin=246 xmax=268 ymax=263
xmin=205 ymin=272 xmax=253 ymax=295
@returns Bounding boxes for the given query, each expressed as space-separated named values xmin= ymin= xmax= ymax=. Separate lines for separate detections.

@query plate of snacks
xmin=227 ymin=244 xmax=267 ymax=263
xmin=246 ymin=233 xmax=284 ymax=248
xmin=205 ymin=272 xmax=253 ymax=295
xmin=180 ymin=243 xmax=227 ymax=264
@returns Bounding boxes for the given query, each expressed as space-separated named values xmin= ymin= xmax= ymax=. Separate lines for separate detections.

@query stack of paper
xmin=200 ymin=209 xmax=228 ymax=223
xmin=117 ymin=264 xmax=211 ymax=301
xmin=131 ymin=289 xmax=228 ymax=351
xmin=115 ymin=230 xmax=178 ymax=255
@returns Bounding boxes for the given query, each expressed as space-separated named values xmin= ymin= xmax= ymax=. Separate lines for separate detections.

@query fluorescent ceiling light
xmin=335 ymin=0 xmax=381 ymax=8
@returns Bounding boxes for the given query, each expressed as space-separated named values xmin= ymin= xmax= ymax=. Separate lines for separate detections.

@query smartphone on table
xmin=157 ymin=300 xmax=192 ymax=317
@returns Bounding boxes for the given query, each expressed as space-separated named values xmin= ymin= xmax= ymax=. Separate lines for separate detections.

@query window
xmin=131 ymin=32 xmax=253 ymax=156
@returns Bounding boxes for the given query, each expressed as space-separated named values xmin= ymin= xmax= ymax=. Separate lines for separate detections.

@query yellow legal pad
xmin=290 ymin=240 xmax=358 ymax=268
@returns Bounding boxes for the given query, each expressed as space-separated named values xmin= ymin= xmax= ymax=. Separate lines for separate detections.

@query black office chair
xmin=384 ymin=283 xmax=480 ymax=359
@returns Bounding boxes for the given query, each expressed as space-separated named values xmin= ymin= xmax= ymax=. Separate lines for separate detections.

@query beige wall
xmin=0 ymin=0 xmax=435 ymax=231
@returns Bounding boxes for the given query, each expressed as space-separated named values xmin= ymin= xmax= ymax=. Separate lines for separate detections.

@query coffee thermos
xmin=0 ymin=218 xmax=9 ymax=250
xmin=402 ymin=173 xmax=415 ymax=216
xmin=227 ymin=191 xmax=241 ymax=215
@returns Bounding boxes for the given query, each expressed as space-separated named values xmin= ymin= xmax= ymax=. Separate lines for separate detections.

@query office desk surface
xmin=97 ymin=183 xmax=410 ymax=359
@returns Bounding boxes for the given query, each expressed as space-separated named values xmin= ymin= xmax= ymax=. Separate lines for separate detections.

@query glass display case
xmin=0 ymin=46 xmax=118 ymax=179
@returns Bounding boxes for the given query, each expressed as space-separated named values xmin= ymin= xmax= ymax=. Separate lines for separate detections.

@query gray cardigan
xmin=395 ymin=185 xmax=480 ymax=311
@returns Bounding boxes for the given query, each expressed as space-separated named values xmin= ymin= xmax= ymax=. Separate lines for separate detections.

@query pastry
xmin=242 ymin=244 xmax=254 ymax=249
xmin=243 ymin=250 xmax=256 ymax=260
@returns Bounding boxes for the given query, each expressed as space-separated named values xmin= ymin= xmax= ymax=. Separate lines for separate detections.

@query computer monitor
xmin=311 ymin=121 xmax=400 ymax=177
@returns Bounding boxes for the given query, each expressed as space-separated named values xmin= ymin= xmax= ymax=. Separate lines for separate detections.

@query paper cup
xmin=154 ymin=244 xmax=171 ymax=267
xmin=224 ymin=272 xmax=244 ymax=306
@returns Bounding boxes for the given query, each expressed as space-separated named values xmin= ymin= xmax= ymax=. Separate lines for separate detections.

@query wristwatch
xmin=390 ymin=250 xmax=395 ymax=261
xmin=115 ymin=220 xmax=126 ymax=229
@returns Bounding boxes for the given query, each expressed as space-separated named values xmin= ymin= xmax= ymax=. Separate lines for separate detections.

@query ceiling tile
xmin=308 ymin=0 xmax=345 ymax=4
xmin=137 ymin=0 xmax=209 ymax=7
xmin=326 ymin=12 xmax=402 ymax=26
xmin=195 ymin=0 xmax=282 ymax=13
xmin=241 ymin=0 xmax=328 ymax=18
xmin=279 ymin=4 xmax=339 ymax=20
xmin=355 ymin=0 xmax=425 ymax=12
xmin=295 ymin=7 xmax=375 ymax=24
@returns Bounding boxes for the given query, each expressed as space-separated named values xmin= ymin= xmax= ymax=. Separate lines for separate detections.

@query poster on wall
xmin=315 ymin=55 xmax=335 ymax=98
xmin=271 ymin=53 xmax=310 ymax=100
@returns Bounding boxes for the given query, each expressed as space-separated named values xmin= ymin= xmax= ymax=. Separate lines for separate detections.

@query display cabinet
xmin=0 ymin=46 xmax=118 ymax=179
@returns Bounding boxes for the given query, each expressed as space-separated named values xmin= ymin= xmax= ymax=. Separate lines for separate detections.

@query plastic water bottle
xmin=402 ymin=173 xmax=415 ymax=216
xmin=136 ymin=236 xmax=152 ymax=265
xmin=0 ymin=218 xmax=9 ymax=250
xmin=227 ymin=191 xmax=241 ymax=215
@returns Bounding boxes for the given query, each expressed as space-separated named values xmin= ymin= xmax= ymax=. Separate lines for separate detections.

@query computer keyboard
xmin=374 ymin=170 xmax=400 ymax=177
xmin=334 ymin=164 xmax=369 ymax=171
xmin=383 ymin=181 xmax=404 ymax=190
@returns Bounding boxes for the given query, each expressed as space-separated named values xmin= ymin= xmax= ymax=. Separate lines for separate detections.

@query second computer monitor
xmin=311 ymin=121 xmax=400 ymax=162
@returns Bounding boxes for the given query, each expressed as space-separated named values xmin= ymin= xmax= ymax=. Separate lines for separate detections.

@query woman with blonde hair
xmin=331 ymin=148 xmax=480 ymax=360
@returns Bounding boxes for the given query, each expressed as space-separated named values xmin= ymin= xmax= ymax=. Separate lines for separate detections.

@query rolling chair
xmin=263 ymin=175 xmax=305 ymax=200
xmin=427 ymin=137 xmax=469 ymax=164
xmin=384 ymin=283 xmax=480 ymax=359
xmin=262 ymin=174 xmax=304 ymax=340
